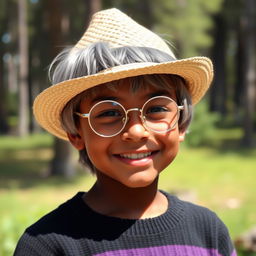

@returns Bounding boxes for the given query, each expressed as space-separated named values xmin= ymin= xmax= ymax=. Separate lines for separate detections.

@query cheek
xmin=159 ymin=132 xmax=181 ymax=166
xmin=79 ymin=120 xmax=98 ymax=145
xmin=83 ymin=133 xmax=111 ymax=166
xmin=79 ymin=123 xmax=98 ymax=155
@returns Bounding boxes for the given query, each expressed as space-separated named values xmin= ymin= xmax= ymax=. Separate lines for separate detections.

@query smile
xmin=119 ymin=152 xmax=153 ymax=160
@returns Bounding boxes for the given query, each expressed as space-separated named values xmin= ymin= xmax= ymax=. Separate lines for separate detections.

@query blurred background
xmin=0 ymin=0 xmax=255 ymax=255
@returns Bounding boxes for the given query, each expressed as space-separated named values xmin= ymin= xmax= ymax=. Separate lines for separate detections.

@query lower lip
xmin=114 ymin=152 xmax=158 ymax=166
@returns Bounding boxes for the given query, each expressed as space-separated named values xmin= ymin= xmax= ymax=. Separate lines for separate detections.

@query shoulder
xmin=165 ymin=192 xmax=236 ymax=255
xmin=164 ymin=191 xmax=231 ymax=236
xmin=14 ymin=231 xmax=55 ymax=255
xmin=14 ymin=192 xmax=88 ymax=255
xmin=25 ymin=192 xmax=86 ymax=236
xmin=165 ymin=191 xmax=219 ymax=222
xmin=170 ymin=193 xmax=220 ymax=221
xmin=182 ymin=199 xmax=228 ymax=231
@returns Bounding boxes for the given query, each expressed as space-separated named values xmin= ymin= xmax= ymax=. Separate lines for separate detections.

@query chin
xmin=123 ymin=176 xmax=157 ymax=188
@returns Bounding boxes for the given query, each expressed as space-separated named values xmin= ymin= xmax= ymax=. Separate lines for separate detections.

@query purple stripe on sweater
xmin=231 ymin=250 xmax=237 ymax=256
xmin=94 ymin=245 xmax=228 ymax=256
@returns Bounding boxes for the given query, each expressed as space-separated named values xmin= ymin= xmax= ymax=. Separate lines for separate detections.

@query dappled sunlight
xmin=0 ymin=132 xmax=255 ymax=254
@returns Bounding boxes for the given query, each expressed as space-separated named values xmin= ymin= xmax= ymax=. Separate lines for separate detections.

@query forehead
xmin=84 ymin=75 xmax=178 ymax=99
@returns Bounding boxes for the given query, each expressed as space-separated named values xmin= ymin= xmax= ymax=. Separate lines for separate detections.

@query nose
xmin=121 ymin=111 xmax=150 ymax=141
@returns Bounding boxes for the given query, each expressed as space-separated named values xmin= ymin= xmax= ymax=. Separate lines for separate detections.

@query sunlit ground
xmin=0 ymin=132 xmax=255 ymax=255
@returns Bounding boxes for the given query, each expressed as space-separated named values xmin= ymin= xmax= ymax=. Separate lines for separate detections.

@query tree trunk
xmin=29 ymin=0 xmax=48 ymax=133
xmin=0 ymin=3 xmax=9 ymax=134
xmin=116 ymin=0 xmax=153 ymax=29
xmin=210 ymin=13 xmax=227 ymax=116
xmin=50 ymin=138 xmax=75 ymax=177
xmin=18 ymin=0 xmax=29 ymax=136
xmin=136 ymin=0 xmax=154 ymax=29
xmin=85 ymin=0 xmax=102 ymax=27
xmin=0 ymin=45 xmax=9 ymax=134
xmin=241 ymin=0 xmax=256 ymax=147
xmin=233 ymin=23 xmax=245 ymax=124
xmin=45 ymin=0 xmax=75 ymax=177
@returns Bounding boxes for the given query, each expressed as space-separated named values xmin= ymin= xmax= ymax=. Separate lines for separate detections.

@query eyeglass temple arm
xmin=178 ymin=106 xmax=184 ymax=111
xmin=75 ymin=112 xmax=89 ymax=118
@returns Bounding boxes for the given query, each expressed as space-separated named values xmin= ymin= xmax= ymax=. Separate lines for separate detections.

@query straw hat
xmin=33 ymin=8 xmax=213 ymax=141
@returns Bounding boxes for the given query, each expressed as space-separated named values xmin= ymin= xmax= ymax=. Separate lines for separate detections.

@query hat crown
xmin=75 ymin=8 xmax=175 ymax=58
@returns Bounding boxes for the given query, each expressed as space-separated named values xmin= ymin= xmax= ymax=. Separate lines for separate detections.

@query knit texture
xmin=14 ymin=191 xmax=236 ymax=256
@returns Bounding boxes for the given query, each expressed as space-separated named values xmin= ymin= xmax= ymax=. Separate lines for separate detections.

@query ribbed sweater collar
xmin=71 ymin=191 xmax=185 ymax=237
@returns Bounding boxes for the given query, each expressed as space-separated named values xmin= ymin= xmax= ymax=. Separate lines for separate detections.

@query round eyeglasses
xmin=75 ymin=96 xmax=184 ymax=137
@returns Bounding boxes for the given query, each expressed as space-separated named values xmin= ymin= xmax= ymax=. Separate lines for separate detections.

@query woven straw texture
xmin=75 ymin=8 xmax=175 ymax=58
xmin=33 ymin=8 xmax=213 ymax=140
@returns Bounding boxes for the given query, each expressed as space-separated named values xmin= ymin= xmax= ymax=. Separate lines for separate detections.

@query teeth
xmin=120 ymin=152 xmax=152 ymax=159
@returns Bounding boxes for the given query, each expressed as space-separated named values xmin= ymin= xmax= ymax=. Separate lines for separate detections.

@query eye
xmin=96 ymin=109 xmax=122 ymax=118
xmin=144 ymin=105 xmax=171 ymax=121
xmin=146 ymin=106 xmax=169 ymax=114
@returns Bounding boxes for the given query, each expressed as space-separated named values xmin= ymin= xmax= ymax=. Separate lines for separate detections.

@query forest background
xmin=0 ymin=0 xmax=255 ymax=255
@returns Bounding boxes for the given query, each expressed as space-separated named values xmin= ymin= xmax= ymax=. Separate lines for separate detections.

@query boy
xmin=14 ymin=8 xmax=236 ymax=256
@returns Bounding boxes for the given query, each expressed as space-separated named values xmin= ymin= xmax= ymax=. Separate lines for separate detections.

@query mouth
xmin=119 ymin=151 xmax=153 ymax=160
xmin=114 ymin=150 xmax=159 ymax=162
xmin=113 ymin=150 xmax=159 ymax=167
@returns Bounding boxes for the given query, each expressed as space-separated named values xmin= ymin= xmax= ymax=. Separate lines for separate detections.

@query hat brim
xmin=33 ymin=57 xmax=213 ymax=140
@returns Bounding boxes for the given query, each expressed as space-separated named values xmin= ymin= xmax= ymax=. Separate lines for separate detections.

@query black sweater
xmin=14 ymin=191 xmax=236 ymax=256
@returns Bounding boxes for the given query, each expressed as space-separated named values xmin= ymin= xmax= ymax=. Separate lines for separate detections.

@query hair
xmin=49 ymin=42 xmax=193 ymax=173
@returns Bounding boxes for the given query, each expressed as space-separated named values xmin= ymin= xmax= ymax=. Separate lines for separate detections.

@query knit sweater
xmin=14 ymin=191 xmax=236 ymax=256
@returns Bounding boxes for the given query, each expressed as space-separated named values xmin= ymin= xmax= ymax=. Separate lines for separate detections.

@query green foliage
xmin=153 ymin=0 xmax=224 ymax=57
xmin=0 ymin=209 xmax=45 ymax=256
xmin=0 ymin=133 xmax=53 ymax=151
xmin=0 ymin=216 xmax=18 ymax=256
xmin=185 ymin=100 xmax=220 ymax=147
xmin=0 ymin=134 xmax=256 ymax=255
xmin=7 ymin=92 xmax=18 ymax=116
xmin=236 ymin=250 xmax=256 ymax=256
xmin=0 ymin=191 xmax=60 ymax=256
xmin=0 ymin=0 xmax=7 ymax=22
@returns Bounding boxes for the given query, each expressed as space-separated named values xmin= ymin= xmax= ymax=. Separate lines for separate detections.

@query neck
xmin=83 ymin=173 xmax=168 ymax=219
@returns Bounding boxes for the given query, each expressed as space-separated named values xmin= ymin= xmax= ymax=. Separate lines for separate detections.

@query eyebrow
xmin=90 ymin=90 xmax=173 ymax=104
xmin=91 ymin=96 xmax=118 ymax=104
xmin=147 ymin=90 xmax=173 ymax=98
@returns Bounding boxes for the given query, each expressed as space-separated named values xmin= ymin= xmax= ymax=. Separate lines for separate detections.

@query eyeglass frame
xmin=75 ymin=95 xmax=184 ymax=138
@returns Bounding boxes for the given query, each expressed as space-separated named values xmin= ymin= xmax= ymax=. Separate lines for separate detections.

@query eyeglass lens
xmin=89 ymin=97 xmax=179 ymax=137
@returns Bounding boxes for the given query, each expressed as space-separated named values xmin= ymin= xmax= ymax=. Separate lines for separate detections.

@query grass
xmin=160 ymin=146 xmax=256 ymax=238
xmin=0 ymin=131 xmax=256 ymax=255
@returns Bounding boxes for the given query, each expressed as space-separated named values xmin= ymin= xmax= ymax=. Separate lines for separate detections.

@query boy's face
xmin=69 ymin=79 xmax=185 ymax=188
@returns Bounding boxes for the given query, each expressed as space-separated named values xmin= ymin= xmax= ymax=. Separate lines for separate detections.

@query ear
xmin=67 ymin=133 xmax=85 ymax=150
xmin=179 ymin=130 xmax=186 ymax=142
